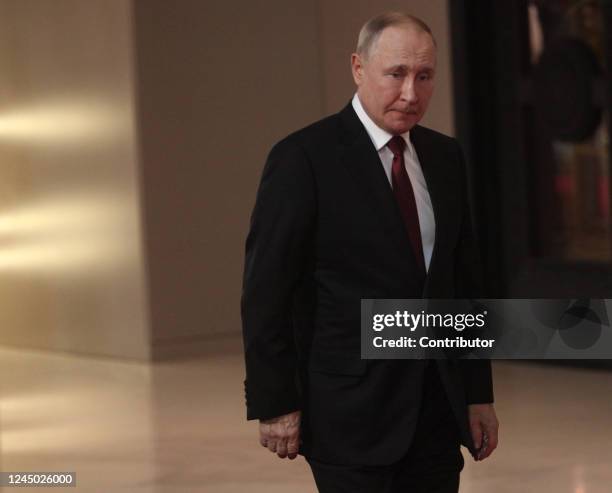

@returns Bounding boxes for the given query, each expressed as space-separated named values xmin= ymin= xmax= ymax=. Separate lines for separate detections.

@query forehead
xmin=371 ymin=25 xmax=436 ymax=66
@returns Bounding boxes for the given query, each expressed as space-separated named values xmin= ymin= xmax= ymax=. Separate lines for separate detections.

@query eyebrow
xmin=385 ymin=64 xmax=435 ymax=72
xmin=386 ymin=65 xmax=408 ymax=72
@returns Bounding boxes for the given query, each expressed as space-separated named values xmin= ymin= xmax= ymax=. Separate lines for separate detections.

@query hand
xmin=468 ymin=403 xmax=499 ymax=461
xmin=259 ymin=410 xmax=301 ymax=459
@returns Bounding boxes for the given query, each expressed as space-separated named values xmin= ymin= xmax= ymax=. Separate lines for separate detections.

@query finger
xmin=259 ymin=426 xmax=270 ymax=448
xmin=287 ymin=434 xmax=300 ymax=454
xmin=276 ymin=437 xmax=288 ymax=459
xmin=478 ymin=434 xmax=492 ymax=460
xmin=486 ymin=422 xmax=499 ymax=451
xmin=476 ymin=432 xmax=488 ymax=460
xmin=267 ymin=439 xmax=278 ymax=453
xmin=470 ymin=421 xmax=483 ymax=452
xmin=287 ymin=434 xmax=300 ymax=460
xmin=259 ymin=423 xmax=270 ymax=448
xmin=480 ymin=425 xmax=499 ymax=460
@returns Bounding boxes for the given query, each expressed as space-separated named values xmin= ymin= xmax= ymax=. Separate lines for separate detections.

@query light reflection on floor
xmin=0 ymin=345 xmax=611 ymax=492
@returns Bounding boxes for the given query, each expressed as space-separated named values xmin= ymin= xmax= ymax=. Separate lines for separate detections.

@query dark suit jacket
xmin=241 ymin=101 xmax=494 ymax=466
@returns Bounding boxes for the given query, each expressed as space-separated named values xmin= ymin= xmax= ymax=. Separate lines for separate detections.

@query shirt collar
xmin=351 ymin=93 xmax=411 ymax=152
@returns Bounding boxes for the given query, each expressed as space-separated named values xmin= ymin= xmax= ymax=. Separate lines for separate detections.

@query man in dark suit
xmin=241 ymin=11 xmax=498 ymax=493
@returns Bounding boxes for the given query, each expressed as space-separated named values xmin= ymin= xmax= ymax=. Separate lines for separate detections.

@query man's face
xmin=351 ymin=25 xmax=436 ymax=135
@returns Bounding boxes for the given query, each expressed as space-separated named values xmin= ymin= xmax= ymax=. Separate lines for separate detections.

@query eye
xmin=418 ymin=72 xmax=432 ymax=81
xmin=389 ymin=72 xmax=402 ymax=79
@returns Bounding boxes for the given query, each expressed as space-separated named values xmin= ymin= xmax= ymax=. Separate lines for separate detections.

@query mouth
xmin=390 ymin=109 xmax=417 ymax=115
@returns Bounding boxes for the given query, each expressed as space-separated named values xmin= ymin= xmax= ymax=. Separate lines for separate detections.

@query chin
xmin=386 ymin=116 xmax=417 ymax=134
xmin=389 ymin=122 xmax=413 ymax=134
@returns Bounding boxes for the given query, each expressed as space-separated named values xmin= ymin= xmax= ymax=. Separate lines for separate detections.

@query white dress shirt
xmin=351 ymin=93 xmax=436 ymax=271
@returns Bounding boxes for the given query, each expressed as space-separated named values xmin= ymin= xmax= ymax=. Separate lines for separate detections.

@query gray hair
xmin=356 ymin=11 xmax=436 ymax=60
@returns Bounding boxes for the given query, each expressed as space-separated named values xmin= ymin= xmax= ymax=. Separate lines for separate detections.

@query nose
xmin=400 ymin=77 xmax=418 ymax=105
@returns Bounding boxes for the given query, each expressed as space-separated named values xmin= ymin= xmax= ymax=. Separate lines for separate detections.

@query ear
xmin=351 ymin=53 xmax=364 ymax=86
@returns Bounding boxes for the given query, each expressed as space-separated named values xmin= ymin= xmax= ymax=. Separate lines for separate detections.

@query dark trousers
xmin=306 ymin=362 xmax=464 ymax=493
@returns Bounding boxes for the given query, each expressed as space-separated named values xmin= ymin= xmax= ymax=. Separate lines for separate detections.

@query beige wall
xmin=0 ymin=0 xmax=150 ymax=359
xmin=132 ymin=0 xmax=325 ymax=357
xmin=0 ymin=1 xmax=453 ymax=359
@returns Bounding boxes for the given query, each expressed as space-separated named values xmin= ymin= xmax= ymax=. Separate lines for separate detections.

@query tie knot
xmin=387 ymin=136 xmax=406 ymax=157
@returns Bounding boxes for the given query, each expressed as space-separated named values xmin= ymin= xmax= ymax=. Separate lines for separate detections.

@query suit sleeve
xmin=453 ymin=140 xmax=494 ymax=404
xmin=241 ymin=139 xmax=316 ymax=421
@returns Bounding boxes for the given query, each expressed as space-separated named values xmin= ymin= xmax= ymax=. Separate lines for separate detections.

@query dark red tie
xmin=387 ymin=136 xmax=426 ymax=276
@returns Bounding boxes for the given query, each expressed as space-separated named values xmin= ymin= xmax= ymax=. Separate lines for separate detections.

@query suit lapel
xmin=410 ymin=126 xmax=450 ymax=295
xmin=337 ymin=103 xmax=421 ymax=272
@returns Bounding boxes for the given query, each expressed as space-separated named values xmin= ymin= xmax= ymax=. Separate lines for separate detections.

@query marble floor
xmin=0 ymin=344 xmax=611 ymax=492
